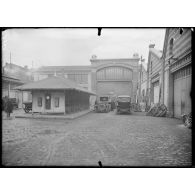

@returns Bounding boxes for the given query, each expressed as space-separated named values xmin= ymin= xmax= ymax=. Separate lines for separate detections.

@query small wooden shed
xmin=15 ymin=76 xmax=96 ymax=114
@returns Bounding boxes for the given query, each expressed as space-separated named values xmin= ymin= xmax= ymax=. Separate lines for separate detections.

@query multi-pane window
xmin=97 ymin=67 xmax=132 ymax=80
xmin=55 ymin=97 xmax=60 ymax=107
xmin=37 ymin=97 xmax=42 ymax=107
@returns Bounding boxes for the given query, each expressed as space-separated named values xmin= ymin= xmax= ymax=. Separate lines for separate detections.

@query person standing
xmin=5 ymin=98 xmax=13 ymax=118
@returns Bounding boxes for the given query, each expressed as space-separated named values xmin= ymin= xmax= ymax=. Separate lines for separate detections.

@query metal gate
xmin=97 ymin=81 xmax=132 ymax=96
xmin=173 ymin=65 xmax=191 ymax=118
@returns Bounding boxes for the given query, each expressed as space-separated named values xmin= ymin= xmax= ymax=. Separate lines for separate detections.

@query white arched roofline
xmin=95 ymin=63 xmax=134 ymax=72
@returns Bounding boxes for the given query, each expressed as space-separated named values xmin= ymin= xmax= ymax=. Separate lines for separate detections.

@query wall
xmin=147 ymin=50 xmax=162 ymax=105
xmin=165 ymin=28 xmax=191 ymax=63
xmin=2 ymin=79 xmax=29 ymax=108
xmin=4 ymin=63 xmax=33 ymax=82
xmin=32 ymin=91 xmax=65 ymax=113
xmin=141 ymin=81 xmax=147 ymax=97
xmin=33 ymin=70 xmax=91 ymax=90
xmin=90 ymin=57 xmax=140 ymax=102
xmin=150 ymin=54 xmax=162 ymax=78
xmin=163 ymin=69 xmax=169 ymax=107
xmin=97 ymin=81 xmax=133 ymax=96
xmin=163 ymin=28 xmax=192 ymax=116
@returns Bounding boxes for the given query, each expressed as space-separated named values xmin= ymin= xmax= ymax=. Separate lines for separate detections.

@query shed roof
xmin=14 ymin=76 xmax=96 ymax=95
xmin=2 ymin=74 xmax=25 ymax=84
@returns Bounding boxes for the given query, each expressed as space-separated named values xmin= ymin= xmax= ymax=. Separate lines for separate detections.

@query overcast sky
xmin=2 ymin=28 xmax=165 ymax=70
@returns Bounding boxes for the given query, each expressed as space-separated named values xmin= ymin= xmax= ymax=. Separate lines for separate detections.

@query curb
xmin=14 ymin=110 xmax=92 ymax=120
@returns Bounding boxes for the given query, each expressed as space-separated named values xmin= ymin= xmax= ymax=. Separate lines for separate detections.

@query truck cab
xmin=116 ymin=95 xmax=131 ymax=114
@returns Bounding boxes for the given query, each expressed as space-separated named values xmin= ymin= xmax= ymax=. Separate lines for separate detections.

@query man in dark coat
xmin=111 ymin=100 xmax=115 ymax=111
xmin=5 ymin=97 xmax=13 ymax=118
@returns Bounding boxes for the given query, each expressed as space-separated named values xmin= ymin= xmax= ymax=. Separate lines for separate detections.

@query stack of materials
xmin=146 ymin=103 xmax=167 ymax=117
xmin=131 ymin=103 xmax=142 ymax=112
xmin=182 ymin=113 xmax=192 ymax=129
xmin=145 ymin=105 xmax=151 ymax=112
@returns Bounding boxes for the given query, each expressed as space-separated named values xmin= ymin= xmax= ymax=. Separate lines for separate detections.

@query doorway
xmin=45 ymin=93 xmax=51 ymax=110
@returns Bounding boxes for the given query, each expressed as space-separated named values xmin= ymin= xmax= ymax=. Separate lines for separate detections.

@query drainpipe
xmin=139 ymin=56 xmax=143 ymax=104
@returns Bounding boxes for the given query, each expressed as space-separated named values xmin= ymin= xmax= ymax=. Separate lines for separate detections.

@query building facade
xmin=15 ymin=76 xmax=95 ymax=114
xmin=2 ymin=74 xmax=25 ymax=108
xmin=147 ymin=44 xmax=163 ymax=105
xmin=90 ymin=54 xmax=140 ymax=102
xmin=3 ymin=63 xmax=33 ymax=106
xmin=162 ymin=28 xmax=192 ymax=118
xmin=33 ymin=54 xmax=140 ymax=103
xmin=4 ymin=63 xmax=33 ymax=82
xmin=137 ymin=61 xmax=148 ymax=110
xmin=33 ymin=66 xmax=92 ymax=91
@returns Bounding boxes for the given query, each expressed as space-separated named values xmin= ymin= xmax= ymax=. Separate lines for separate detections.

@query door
xmin=45 ymin=93 xmax=51 ymax=110
xmin=97 ymin=81 xmax=132 ymax=96
xmin=153 ymin=81 xmax=159 ymax=104
xmin=174 ymin=66 xmax=191 ymax=118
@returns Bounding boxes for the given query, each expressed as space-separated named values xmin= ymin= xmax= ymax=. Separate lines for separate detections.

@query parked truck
xmin=94 ymin=96 xmax=111 ymax=113
xmin=116 ymin=95 xmax=132 ymax=114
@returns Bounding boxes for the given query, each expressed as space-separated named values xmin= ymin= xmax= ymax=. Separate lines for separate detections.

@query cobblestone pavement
xmin=2 ymin=110 xmax=192 ymax=166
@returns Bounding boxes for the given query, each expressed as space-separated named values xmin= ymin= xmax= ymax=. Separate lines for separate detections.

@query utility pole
xmin=139 ymin=55 xmax=143 ymax=104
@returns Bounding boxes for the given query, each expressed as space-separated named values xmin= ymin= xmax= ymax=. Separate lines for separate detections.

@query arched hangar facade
xmin=90 ymin=55 xmax=140 ymax=103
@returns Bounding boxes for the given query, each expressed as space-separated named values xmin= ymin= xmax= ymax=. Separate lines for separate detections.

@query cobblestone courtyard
xmin=2 ymin=110 xmax=192 ymax=166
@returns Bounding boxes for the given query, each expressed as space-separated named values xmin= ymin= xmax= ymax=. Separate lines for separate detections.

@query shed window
xmin=38 ymin=97 xmax=42 ymax=107
xmin=55 ymin=97 xmax=60 ymax=107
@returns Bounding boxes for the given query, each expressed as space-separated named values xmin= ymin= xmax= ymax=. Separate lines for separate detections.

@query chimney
xmin=91 ymin=55 xmax=97 ymax=59
xmin=149 ymin=44 xmax=155 ymax=48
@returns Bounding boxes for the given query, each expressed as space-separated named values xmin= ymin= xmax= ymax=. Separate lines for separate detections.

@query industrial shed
xmin=15 ymin=76 xmax=96 ymax=114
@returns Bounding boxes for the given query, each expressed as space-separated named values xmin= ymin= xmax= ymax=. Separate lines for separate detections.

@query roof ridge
xmin=14 ymin=75 xmax=96 ymax=95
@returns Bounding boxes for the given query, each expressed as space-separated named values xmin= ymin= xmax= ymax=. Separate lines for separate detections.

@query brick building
xmin=162 ymin=28 xmax=192 ymax=118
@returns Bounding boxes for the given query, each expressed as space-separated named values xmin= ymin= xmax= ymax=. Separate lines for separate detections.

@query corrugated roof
xmin=14 ymin=76 xmax=96 ymax=95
